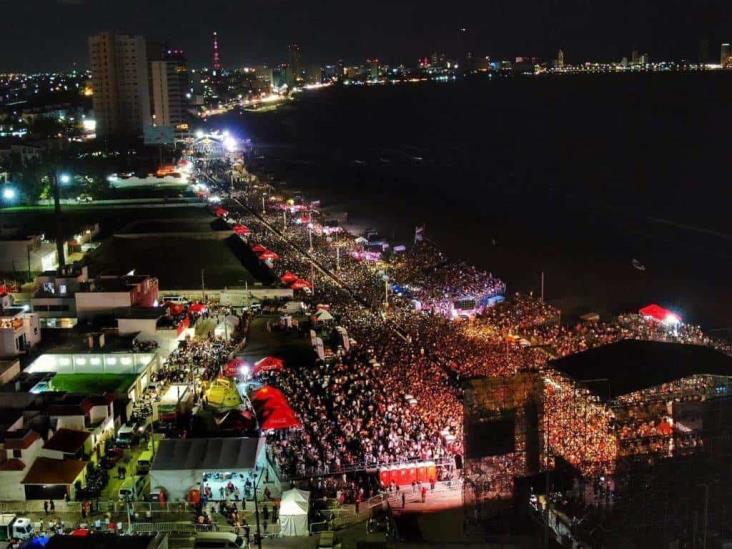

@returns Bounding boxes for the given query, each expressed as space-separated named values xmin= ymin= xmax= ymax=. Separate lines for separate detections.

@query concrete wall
xmin=118 ymin=318 xmax=158 ymax=337
xmin=75 ymin=292 xmax=131 ymax=319
xmin=0 ymin=470 xmax=27 ymax=500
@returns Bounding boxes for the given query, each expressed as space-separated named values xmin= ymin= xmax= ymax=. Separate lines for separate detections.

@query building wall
xmin=89 ymin=32 xmax=151 ymax=137
xmin=151 ymin=60 xmax=186 ymax=129
xmin=75 ymin=292 xmax=132 ymax=318
xmin=0 ymin=470 xmax=27 ymax=500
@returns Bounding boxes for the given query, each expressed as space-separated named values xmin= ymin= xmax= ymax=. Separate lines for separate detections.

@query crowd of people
xmin=200 ymin=161 xmax=731 ymax=500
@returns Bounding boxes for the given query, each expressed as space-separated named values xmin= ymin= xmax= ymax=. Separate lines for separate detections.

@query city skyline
xmin=3 ymin=0 xmax=732 ymax=71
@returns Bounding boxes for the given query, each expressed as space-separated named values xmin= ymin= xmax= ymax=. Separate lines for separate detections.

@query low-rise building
xmin=0 ymin=304 xmax=40 ymax=357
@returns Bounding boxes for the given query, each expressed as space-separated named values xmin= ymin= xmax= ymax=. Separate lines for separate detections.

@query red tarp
xmin=251 ymin=244 xmax=267 ymax=253
xmin=290 ymin=278 xmax=313 ymax=291
xmin=259 ymin=250 xmax=279 ymax=261
xmin=164 ymin=301 xmax=185 ymax=316
xmin=280 ymin=272 xmax=298 ymax=284
xmin=214 ymin=207 xmax=229 ymax=217
xmin=224 ymin=357 xmax=247 ymax=378
xmin=233 ymin=224 xmax=250 ymax=236
xmin=176 ymin=316 xmax=190 ymax=336
xmin=251 ymin=385 xmax=300 ymax=430
xmin=639 ymin=304 xmax=678 ymax=322
xmin=254 ymin=356 xmax=285 ymax=376
xmin=189 ymin=302 xmax=207 ymax=314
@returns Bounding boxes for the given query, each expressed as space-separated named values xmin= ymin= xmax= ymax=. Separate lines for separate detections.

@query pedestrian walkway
xmin=384 ymin=481 xmax=463 ymax=514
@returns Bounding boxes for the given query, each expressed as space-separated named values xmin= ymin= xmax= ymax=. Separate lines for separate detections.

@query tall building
xmin=212 ymin=32 xmax=222 ymax=74
xmin=721 ymin=43 xmax=732 ymax=68
xmin=88 ymin=32 xmax=151 ymax=138
xmin=151 ymin=49 xmax=189 ymax=134
xmin=288 ymin=44 xmax=302 ymax=86
xmin=556 ymin=49 xmax=565 ymax=69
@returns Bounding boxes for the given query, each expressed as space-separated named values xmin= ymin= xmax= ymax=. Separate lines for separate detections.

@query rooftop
xmin=550 ymin=339 xmax=732 ymax=399
xmin=4 ymin=430 xmax=40 ymax=450
xmin=44 ymin=428 xmax=90 ymax=454
xmin=22 ymin=456 xmax=86 ymax=485
xmin=151 ymin=437 xmax=261 ymax=471
xmin=79 ymin=275 xmax=156 ymax=293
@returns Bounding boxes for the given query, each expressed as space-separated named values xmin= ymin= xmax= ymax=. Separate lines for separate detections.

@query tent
xmin=280 ymin=272 xmax=298 ymax=284
xmin=639 ymin=304 xmax=679 ymax=323
xmin=290 ymin=279 xmax=313 ymax=291
xmin=189 ymin=302 xmax=207 ymax=314
xmin=312 ymin=310 xmax=334 ymax=325
xmin=223 ymin=357 xmax=247 ymax=378
xmin=259 ymin=250 xmax=280 ymax=261
xmin=251 ymin=386 xmax=300 ymax=430
xmin=254 ymin=356 xmax=285 ymax=376
xmin=233 ymin=224 xmax=250 ymax=236
xmin=214 ymin=207 xmax=229 ymax=218
xmin=279 ymin=488 xmax=310 ymax=536
xmin=251 ymin=244 xmax=267 ymax=254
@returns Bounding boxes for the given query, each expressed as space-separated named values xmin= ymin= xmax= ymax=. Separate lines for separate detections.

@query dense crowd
xmin=200 ymin=163 xmax=731 ymax=496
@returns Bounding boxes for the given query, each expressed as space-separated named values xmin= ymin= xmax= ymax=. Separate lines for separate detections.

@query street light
xmin=59 ymin=173 xmax=71 ymax=185
xmin=2 ymin=186 xmax=16 ymax=201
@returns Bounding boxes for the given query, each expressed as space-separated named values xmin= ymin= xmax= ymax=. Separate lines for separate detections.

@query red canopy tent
xmin=251 ymin=386 xmax=300 ymax=430
xmin=251 ymin=244 xmax=267 ymax=254
xmin=189 ymin=302 xmax=207 ymax=314
xmin=259 ymin=250 xmax=280 ymax=261
xmin=280 ymin=272 xmax=298 ymax=284
xmin=224 ymin=357 xmax=247 ymax=378
xmin=163 ymin=301 xmax=185 ymax=316
xmin=639 ymin=304 xmax=679 ymax=323
xmin=254 ymin=356 xmax=285 ymax=376
xmin=290 ymin=278 xmax=313 ymax=291
xmin=214 ymin=207 xmax=229 ymax=218
xmin=233 ymin=224 xmax=250 ymax=236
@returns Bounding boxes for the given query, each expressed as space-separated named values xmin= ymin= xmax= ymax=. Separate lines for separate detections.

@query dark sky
xmin=1 ymin=0 xmax=732 ymax=71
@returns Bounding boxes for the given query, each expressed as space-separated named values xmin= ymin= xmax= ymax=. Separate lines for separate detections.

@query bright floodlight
xmin=195 ymin=130 xmax=204 ymax=139
xmin=59 ymin=173 xmax=71 ymax=184
xmin=223 ymin=136 xmax=237 ymax=152
xmin=663 ymin=313 xmax=681 ymax=325
xmin=2 ymin=187 xmax=16 ymax=200
xmin=240 ymin=365 xmax=250 ymax=376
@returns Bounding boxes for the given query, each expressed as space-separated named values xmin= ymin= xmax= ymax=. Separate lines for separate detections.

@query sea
xmin=209 ymin=72 xmax=732 ymax=333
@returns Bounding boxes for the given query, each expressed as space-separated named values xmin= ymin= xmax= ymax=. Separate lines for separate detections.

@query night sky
xmin=2 ymin=0 xmax=732 ymax=71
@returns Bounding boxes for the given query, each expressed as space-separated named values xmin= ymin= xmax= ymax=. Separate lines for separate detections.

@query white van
xmin=115 ymin=423 xmax=136 ymax=448
xmin=163 ymin=295 xmax=189 ymax=305
xmin=194 ymin=532 xmax=245 ymax=548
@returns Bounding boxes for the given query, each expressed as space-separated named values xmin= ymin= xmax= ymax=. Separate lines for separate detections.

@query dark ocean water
xmin=211 ymin=73 xmax=732 ymax=332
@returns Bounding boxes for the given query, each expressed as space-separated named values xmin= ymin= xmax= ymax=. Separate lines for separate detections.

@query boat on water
xmin=632 ymin=259 xmax=647 ymax=271
xmin=205 ymin=377 xmax=244 ymax=413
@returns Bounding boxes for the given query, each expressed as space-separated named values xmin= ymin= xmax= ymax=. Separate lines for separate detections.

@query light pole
xmin=253 ymin=466 xmax=264 ymax=549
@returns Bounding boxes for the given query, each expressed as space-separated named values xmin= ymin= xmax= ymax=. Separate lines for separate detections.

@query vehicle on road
xmin=115 ymin=423 xmax=137 ymax=448
xmin=0 ymin=514 xmax=33 ymax=541
xmin=101 ymin=446 xmax=124 ymax=469
xmin=119 ymin=474 xmax=150 ymax=501
xmin=136 ymin=450 xmax=153 ymax=475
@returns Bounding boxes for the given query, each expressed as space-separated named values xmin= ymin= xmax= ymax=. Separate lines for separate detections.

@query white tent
xmin=279 ymin=488 xmax=310 ymax=536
